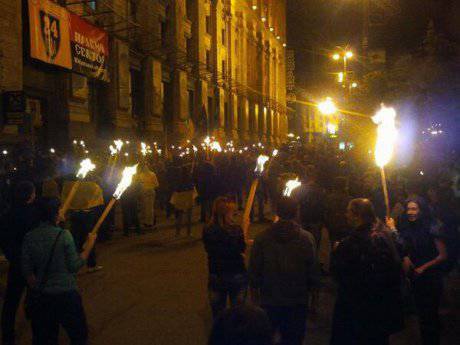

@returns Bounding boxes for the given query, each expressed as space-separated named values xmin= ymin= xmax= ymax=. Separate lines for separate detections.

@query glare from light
xmin=332 ymin=54 xmax=340 ymax=60
xmin=345 ymin=51 xmax=353 ymax=58
xmin=338 ymin=72 xmax=344 ymax=83
xmin=318 ymin=97 xmax=337 ymax=115
xmin=372 ymin=105 xmax=397 ymax=168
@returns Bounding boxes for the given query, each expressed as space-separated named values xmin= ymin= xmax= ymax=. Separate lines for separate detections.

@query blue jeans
xmin=208 ymin=273 xmax=248 ymax=319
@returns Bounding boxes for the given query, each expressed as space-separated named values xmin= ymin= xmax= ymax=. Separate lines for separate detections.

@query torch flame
xmin=372 ymin=105 xmax=397 ymax=168
xmin=255 ymin=155 xmax=270 ymax=174
xmin=113 ymin=165 xmax=138 ymax=200
xmin=76 ymin=158 xmax=96 ymax=179
xmin=210 ymin=141 xmax=222 ymax=152
xmin=141 ymin=142 xmax=148 ymax=156
xmin=114 ymin=139 xmax=124 ymax=152
xmin=109 ymin=145 xmax=117 ymax=156
xmin=272 ymin=149 xmax=279 ymax=157
xmin=283 ymin=178 xmax=302 ymax=197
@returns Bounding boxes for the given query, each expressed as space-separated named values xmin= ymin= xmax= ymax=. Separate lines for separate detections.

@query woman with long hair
xmin=202 ymin=197 xmax=247 ymax=319
xmin=330 ymin=198 xmax=403 ymax=345
xmin=392 ymin=197 xmax=447 ymax=345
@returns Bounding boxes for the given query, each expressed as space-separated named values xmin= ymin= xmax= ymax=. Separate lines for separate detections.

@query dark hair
xmin=210 ymin=196 xmax=235 ymax=227
xmin=209 ymin=305 xmax=273 ymax=345
xmin=348 ymin=198 xmax=377 ymax=226
xmin=402 ymin=196 xmax=433 ymax=226
xmin=14 ymin=181 xmax=35 ymax=205
xmin=276 ymin=197 xmax=298 ymax=220
xmin=38 ymin=197 xmax=61 ymax=224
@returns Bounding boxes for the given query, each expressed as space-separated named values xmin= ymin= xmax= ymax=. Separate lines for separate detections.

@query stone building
xmin=0 ymin=0 xmax=288 ymax=147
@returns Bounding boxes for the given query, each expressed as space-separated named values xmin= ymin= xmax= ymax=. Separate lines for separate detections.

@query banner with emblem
xmin=28 ymin=0 xmax=109 ymax=81
xmin=28 ymin=0 xmax=72 ymax=69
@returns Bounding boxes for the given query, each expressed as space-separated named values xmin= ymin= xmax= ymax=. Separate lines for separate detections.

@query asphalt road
xmin=1 ymin=209 xmax=459 ymax=345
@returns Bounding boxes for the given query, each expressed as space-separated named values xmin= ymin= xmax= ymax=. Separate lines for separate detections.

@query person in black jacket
xmin=202 ymin=197 xmax=247 ymax=319
xmin=249 ymin=197 xmax=318 ymax=345
xmin=391 ymin=197 xmax=448 ymax=345
xmin=330 ymin=198 xmax=403 ymax=345
xmin=0 ymin=181 xmax=40 ymax=345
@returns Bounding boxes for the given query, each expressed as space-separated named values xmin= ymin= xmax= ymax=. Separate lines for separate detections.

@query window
xmin=221 ymin=28 xmax=226 ymax=45
xmin=221 ymin=60 xmax=226 ymax=76
xmin=206 ymin=16 xmax=211 ymax=34
xmin=206 ymin=50 xmax=211 ymax=70
xmin=188 ymin=90 xmax=195 ymax=119
xmin=186 ymin=0 xmax=193 ymax=20
xmin=161 ymin=20 xmax=167 ymax=47
xmin=88 ymin=1 xmax=97 ymax=10
xmin=186 ymin=38 xmax=194 ymax=62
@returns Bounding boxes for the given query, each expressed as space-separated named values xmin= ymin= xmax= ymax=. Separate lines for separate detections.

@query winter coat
xmin=330 ymin=222 xmax=404 ymax=344
xmin=248 ymin=220 xmax=319 ymax=306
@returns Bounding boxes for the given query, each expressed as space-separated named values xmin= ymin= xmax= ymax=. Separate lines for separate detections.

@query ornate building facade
xmin=0 ymin=0 xmax=287 ymax=147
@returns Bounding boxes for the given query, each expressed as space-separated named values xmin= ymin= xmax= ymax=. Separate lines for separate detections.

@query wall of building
xmin=0 ymin=0 xmax=288 ymax=146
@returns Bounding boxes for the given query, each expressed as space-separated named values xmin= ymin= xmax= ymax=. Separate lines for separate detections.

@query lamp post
xmin=332 ymin=49 xmax=353 ymax=100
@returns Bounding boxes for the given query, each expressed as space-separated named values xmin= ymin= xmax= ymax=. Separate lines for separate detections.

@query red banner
xmin=28 ymin=0 xmax=109 ymax=81
xmin=69 ymin=13 xmax=109 ymax=81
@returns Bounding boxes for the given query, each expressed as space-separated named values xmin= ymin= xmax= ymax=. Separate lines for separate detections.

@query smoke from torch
xmin=113 ymin=165 xmax=138 ymax=200
xmin=283 ymin=178 xmax=301 ymax=197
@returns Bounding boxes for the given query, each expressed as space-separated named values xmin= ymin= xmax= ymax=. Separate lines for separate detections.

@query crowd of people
xmin=0 ymin=139 xmax=459 ymax=345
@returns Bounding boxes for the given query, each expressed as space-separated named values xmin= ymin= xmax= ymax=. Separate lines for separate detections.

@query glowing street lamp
xmin=318 ymin=97 xmax=337 ymax=115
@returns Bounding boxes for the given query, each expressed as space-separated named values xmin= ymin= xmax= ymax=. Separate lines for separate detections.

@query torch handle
xmin=380 ymin=167 xmax=391 ymax=218
xmin=90 ymin=198 xmax=117 ymax=236
xmin=242 ymin=178 xmax=259 ymax=239
xmin=60 ymin=181 xmax=81 ymax=216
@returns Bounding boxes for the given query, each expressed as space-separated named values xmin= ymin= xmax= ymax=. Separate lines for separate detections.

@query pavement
xmin=0 ymin=207 xmax=459 ymax=345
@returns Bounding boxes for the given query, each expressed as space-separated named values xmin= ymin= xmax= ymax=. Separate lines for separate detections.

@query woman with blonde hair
xmin=202 ymin=197 xmax=247 ymax=319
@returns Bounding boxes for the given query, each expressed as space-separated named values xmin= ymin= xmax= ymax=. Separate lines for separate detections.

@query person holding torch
xmin=248 ymin=179 xmax=318 ymax=345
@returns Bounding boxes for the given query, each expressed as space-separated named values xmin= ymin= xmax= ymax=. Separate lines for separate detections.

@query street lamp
xmin=318 ymin=97 xmax=337 ymax=115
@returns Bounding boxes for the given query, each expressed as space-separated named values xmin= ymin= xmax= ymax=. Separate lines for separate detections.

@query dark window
xmin=221 ymin=28 xmax=226 ymax=45
xmin=221 ymin=60 xmax=226 ymax=76
xmin=207 ymin=96 xmax=213 ymax=128
xmin=206 ymin=16 xmax=211 ymax=34
xmin=206 ymin=50 xmax=211 ymax=70
xmin=161 ymin=20 xmax=167 ymax=47
xmin=188 ymin=90 xmax=195 ymax=119
xmin=186 ymin=38 xmax=193 ymax=62
xmin=186 ymin=0 xmax=193 ymax=20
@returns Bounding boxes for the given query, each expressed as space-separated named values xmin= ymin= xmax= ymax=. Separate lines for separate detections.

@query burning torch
xmin=241 ymin=155 xmax=270 ymax=240
xmin=90 ymin=164 xmax=138 ymax=235
xmin=60 ymin=158 xmax=96 ymax=216
xmin=373 ymin=105 xmax=397 ymax=218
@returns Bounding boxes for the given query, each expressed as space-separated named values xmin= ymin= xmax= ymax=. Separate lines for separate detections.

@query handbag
xmin=24 ymin=230 xmax=64 ymax=319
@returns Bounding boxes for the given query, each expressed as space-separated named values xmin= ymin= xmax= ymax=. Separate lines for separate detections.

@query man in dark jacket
xmin=0 ymin=181 xmax=40 ymax=345
xmin=249 ymin=197 xmax=319 ymax=345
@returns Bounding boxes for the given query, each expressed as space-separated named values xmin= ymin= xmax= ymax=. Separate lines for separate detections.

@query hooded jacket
xmin=248 ymin=220 xmax=318 ymax=306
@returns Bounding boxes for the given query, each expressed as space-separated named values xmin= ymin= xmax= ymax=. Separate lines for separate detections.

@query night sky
xmin=287 ymin=0 xmax=460 ymax=89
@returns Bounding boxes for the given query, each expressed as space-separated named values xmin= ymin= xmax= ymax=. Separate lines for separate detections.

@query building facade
xmin=0 ymin=0 xmax=288 ymax=148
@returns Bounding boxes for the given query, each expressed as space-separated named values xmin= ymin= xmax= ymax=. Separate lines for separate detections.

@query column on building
xmin=137 ymin=1 xmax=165 ymax=137
xmin=169 ymin=0 xmax=190 ymax=140
xmin=239 ymin=12 xmax=250 ymax=142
